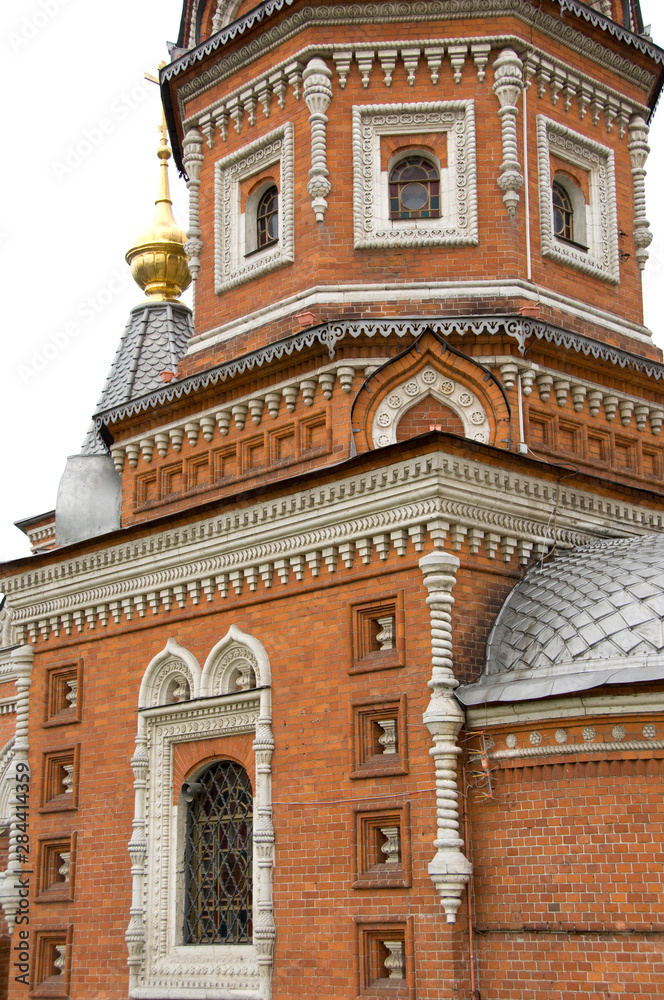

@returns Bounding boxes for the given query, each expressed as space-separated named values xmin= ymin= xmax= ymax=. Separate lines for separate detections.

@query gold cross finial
xmin=145 ymin=63 xmax=168 ymax=145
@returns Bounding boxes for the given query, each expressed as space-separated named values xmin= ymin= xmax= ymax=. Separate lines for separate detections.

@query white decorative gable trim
xmin=127 ymin=630 xmax=275 ymax=1000
xmin=215 ymin=123 xmax=294 ymax=294
xmin=536 ymin=115 xmax=619 ymax=284
xmin=352 ymin=101 xmax=478 ymax=250
xmin=371 ymin=366 xmax=489 ymax=448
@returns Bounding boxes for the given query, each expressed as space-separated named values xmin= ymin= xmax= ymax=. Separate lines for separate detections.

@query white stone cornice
xmin=466 ymin=689 xmax=664 ymax=729
xmin=2 ymin=452 xmax=662 ymax=644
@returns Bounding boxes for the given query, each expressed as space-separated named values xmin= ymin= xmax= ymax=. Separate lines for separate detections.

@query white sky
xmin=1 ymin=0 xmax=663 ymax=563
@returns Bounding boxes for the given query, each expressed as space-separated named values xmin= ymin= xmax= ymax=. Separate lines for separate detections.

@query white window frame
xmin=215 ymin=123 xmax=294 ymax=293
xmin=351 ymin=101 xmax=478 ymax=250
xmin=127 ymin=630 xmax=274 ymax=1000
xmin=536 ymin=115 xmax=619 ymax=284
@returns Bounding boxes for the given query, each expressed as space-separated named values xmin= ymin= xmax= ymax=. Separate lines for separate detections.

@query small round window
xmin=389 ymin=156 xmax=440 ymax=220
xmin=257 ymin=186 xmax=279 ymax=249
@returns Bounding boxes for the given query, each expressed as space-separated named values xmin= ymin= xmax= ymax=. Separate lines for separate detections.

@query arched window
xmin=257 ymin=186 xmax=279 ymax=249
xmin=389 ymin=156 xmax=440 ymax=220
xmin=184 ymin=761 xmax=253 ymax=945
xmin=551 ymin=174 xmax=588 ymax=251
xmin=552 ymin=181 xmax=573 ymax=241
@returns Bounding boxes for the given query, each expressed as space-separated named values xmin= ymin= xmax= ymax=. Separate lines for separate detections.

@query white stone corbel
xmin=492 ymin=48 xmax=524 ymax=219
xmin=627 ymin=115 xmax=653 ymax=270
xmin=419 ymin=550 xmax=471 ymax=923
xmin=182 ymin=127 xmax=205 ymax=282
xmin=303 ymin=57 xmax=333 ymax=223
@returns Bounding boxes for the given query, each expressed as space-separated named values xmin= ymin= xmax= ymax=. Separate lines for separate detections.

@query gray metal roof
xmin=80 ymin=300 xmax=192 ymax=454
xmin=94 ymin=300 xmax=193 ymax=414
xmin=458 ymin=534 xmax=664 ymax=705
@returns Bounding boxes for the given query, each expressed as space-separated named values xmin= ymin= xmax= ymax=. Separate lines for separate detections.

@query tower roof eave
xmin=163 ymin=0 xmax=664 ymax=173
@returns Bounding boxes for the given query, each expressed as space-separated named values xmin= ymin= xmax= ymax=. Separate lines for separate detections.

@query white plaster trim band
xmin=490 ymin=739 xmax=664 ymax=761
xmin=214 ymin=123 xmax=294 ymax=294
xmin=466 ymin=689 xmax=664 ymax=728
xmin=537 ymin=115 xmax=619 ymax=284
xmin=352 ymin=102 xmax=478 ymax=250
xmin=3 ymin=452 xmax=663 ymax=645
xmin=186 ymin=280 xmax=654 ymax=353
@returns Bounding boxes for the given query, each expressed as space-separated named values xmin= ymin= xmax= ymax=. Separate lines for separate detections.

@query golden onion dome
xmin=125 ymin=122 xmax=192 ymax=301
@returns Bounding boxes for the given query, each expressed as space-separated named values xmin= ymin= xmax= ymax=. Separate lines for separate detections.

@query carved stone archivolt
xmin=128 ymin=627 xmax=275 ymax=1000
xmin=351 ymin=329 xmax=510 ymax=454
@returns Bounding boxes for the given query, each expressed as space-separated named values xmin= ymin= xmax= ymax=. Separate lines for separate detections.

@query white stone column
xmin=419 ymin=550 xmax=471 ymax=923
xmin=0 ymin=645 xmax=33 ymax=932
xmin=253 ymin=687 xmax=276 ymax=1000
xmin=182 ymin=127 xmax=205 ymax=282
xmin=303 ymin=57 xmax=333 ymax=223
xmin=492 ymin=47 xmax=524 ymax=219
xmin=627 ymin=115 xmax=653 ymax=271
xmin=125 ymin=717 xmax=148 ymax=990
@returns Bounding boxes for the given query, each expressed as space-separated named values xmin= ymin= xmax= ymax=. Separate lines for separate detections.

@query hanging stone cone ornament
xmin=125 ymin=119 xmax=192 ymax=301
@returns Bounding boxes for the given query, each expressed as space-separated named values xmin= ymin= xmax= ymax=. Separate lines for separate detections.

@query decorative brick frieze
xmin=99 ymin=314 xmax=662 ymax=428
xmin=3 ymin=450 xmax=664 ymax=645
xmin=164 ymin=3 xmax=658 ymax=129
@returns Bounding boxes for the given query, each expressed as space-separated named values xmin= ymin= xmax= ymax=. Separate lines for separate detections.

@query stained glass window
xmin=389 ymin=156 xmax=440 ymax=220
xmin=552 ymin=181 xmax=574 ymax=241
xmin=184 ymin=761 xmax=253 ymax=944
xmin=257 ymin=186 xmax=279 ymax=248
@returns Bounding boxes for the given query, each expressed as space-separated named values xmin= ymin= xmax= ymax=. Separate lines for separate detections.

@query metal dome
xmin=458 ymin=534 xmax=664 ymax=705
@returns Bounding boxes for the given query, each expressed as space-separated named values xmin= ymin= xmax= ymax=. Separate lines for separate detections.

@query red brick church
xmin=0 ymin=0 xmax=663 ymax=997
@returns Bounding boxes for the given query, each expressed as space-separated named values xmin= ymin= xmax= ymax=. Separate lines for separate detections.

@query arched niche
xmin=138 ymin=638 xmax=202 ymax=709
xmin=200 ymin=624 xmax=271 ymax=697
xmin=350 ymin=329 xmax=511 ymax=454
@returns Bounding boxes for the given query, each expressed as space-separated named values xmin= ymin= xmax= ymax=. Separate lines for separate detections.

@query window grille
xmin=184 ymin=761 xmax=253 ymax=944
xmin=257 ymin=186 xmax=279 ymax=248
xmin=389 ymin=156 xmax=440 ymax=220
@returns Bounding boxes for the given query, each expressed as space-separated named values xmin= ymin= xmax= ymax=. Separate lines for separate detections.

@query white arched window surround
xmin=371 ymin=366 xmax=490 ymax=448
xmin=244 ymin=180 xmax=279 ymax=257
xmin=552 ymin=172 xmax=588 ymax=250
xmin=127 ymin=628 xmax=275 ymax=1000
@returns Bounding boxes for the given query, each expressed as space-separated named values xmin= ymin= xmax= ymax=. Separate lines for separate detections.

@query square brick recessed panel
xmin=40 ymin=746 xmax=79 ymax=813
xmin=43 ymin=661 xmax=82 ymax=728
xmin=31 ymin=926 xmax=72 ymax=998
xmin=36 ymin=833 xmax=76 ymax=902
xmin=353 ymin=801 xmax=411 ymax=889
xmin=349 ymin=591 xmax=405 ymax=674
xmin=355 ymin=915 xmax=415 ymax=999
xmin=349 ymin=694 xmax=408 ymax=779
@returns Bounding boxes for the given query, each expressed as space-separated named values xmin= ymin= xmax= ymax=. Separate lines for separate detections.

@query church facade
xmin=0 ymin=1 xmax=663 ymax=997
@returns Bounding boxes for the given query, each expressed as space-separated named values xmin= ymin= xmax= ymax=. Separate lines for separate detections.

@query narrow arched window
xmin=552 ymin=181 xmax=573 ymax=241
xmin=389 ymin=155 xmax=440 ymax=220
xmin=184 ymin=761 xmax=253 ymax=944
xmin=257 ymin=186 xmax=279 ymax=249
